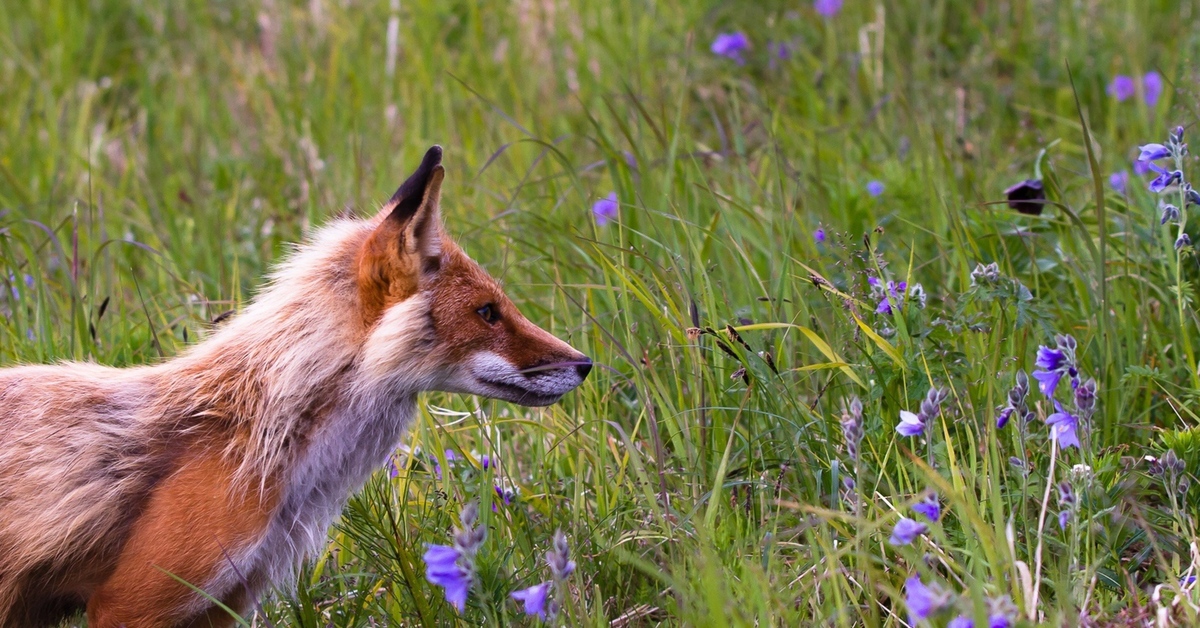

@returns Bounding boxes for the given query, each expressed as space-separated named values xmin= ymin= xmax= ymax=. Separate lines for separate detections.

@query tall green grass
xmin=2 ymin=0 xmax=1199 ymax=625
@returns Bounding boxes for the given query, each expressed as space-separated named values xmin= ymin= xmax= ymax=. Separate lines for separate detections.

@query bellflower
xmin=711 ymin=32 xmax=749 ymax=64
xmin=904 ymin=575 xmax=948 ymax=624
xmin=511 ymin=531 xmax=575 ymax=621
xmin=592 ymin=192 xmax=618 ymax=225
xmin=889 ymin=517 xmax=928 ymax=545
xmin=912 ymin=493 xmax=941 ymax=522
xmin=897 ymin=410 xmax=925 ymax=437
xmin=511 ymin=582 xmax=552 ymax=619
xmin=1148 ymin=163 xmax=1182 ymax=193
xmin=1139 ymin=143 xmax=1171 ymax=162
xmin=424 ymin=503 xmax=486 ymax=612
xmin=1144 ymin=71 xmax=1164 ymax=107
xmin=1031 ymin=335 xmax=1077 ymax=398
xmin=1108 ymin=75 xmax=1136 ymax=101
xmin=424 ymin=545 xmax=471 ymax=612
xmin=1045 ymin=402 xmax=1081 ymax=449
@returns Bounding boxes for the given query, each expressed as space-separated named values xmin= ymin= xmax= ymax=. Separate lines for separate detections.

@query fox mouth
xmin=477 ymin=378 xmax=563 ymax=407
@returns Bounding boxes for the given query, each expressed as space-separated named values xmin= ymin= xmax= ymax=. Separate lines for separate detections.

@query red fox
xmin=0 ymin=146 xmax=591 ymax=627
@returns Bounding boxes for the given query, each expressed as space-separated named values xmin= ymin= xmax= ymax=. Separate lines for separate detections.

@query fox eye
xmin=476 ymin=303 xmax=500 ymax=325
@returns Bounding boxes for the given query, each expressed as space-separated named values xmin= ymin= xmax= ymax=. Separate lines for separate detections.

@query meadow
xmin=2 ymin=0 xmax=1200 ymax=625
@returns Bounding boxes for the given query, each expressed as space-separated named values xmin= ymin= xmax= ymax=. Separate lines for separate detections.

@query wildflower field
xmin=4 ymin=0 xmax=1200 ymax=625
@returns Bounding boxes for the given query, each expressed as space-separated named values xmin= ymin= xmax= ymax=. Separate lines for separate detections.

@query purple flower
xmin=1036 ymin=345 xmax=1067 ymax=372
xmin=1108 ymin=75 xmax=1136 ymax=101
xmin=511 ymin=582 xmax=552 ymax=619
xmin=1110 ymin=171 xmax=1129 ymax=194
xmin=912 ymin=494 xmax=941 ymax=522
xmin=996 ymin=406 xmax=1015 ymax=429
xmin=990 ymin=614 xmax=1013 ymax=628
xmin=948 ymin=617 xmax=975 ymax=628
xmin=593 ymin=192 xmax=618 ymax=225
xmin=866 ymin=180 xmax=885 ymax=197
xmin=1138 ymin=143 xmax=1171 ymax=162
xmin=814 ymin=228 xmax=826 ymax=243
xmin=1144 ymin=72 xmax=1164 ymax=107
xmin=1148 ymin=163 xmax=1182 ymax=193
xmin=424 ymin=545 xmax=471 ymax=612
xmin=1045 ymin=402 xmax=1081 ymax=449
xmin=1031 ymin=345 xmax=1070 ymax=397
xmin=711 ymin=32 xmax=749 ymax=64
xmin=1134 ymin=159 xmax=1153 ymax=176
xmin=897 ymin=410 xmax=925 ymax=437
xmin=1058 ymin=510 xmax=1071 ymax=530
xmin=770 ymin=41 xmax=791 ymax=60
xmin=905 ymin=575 xmax=940 ymax=623
xmin=481 ymin=454 xmax=491 ymax=470
xmin=889 ymin=517 xmax=928 ymax=545
xmin=814 ymin=0 xmax=843 ymax=17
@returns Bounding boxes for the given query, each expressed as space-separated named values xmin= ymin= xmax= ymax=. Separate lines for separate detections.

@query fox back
xmin=0 ymin=146 xmax=591 ymax=627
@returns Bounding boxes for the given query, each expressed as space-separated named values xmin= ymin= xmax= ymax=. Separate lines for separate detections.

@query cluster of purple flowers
xmin=1108 ymin=72 xmax=1164 ymax=106
xmin=1057 ymin=481 xmax=1076 ymax=530
xmin=425 ymin=504 xmax=577 ymax=620
xmin=1137 ymin=127 xmax=1199 ymax=251
xmin=897 ymin=386 xmax=950 ymax=438
xmin=995 ymin=370 xmax=1032 ymax=429
xmin=423 ymin=502 xmax=487 ymax=612
xmin=511 ymin=530 xmax=576 ymax=620
xmin=869 ymin=275 xmax=925 ymax=315
xmin=841 ymin=396 xmax=864 ymax=464
xmin=905 ymin=576 xmax=1016 ymax=627
xmin=889 ymin=493 xmax=941 ymax=546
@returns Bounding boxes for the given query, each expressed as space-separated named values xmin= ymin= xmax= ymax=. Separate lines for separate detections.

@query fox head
xmin=355 ymin=146 xmax=590 ymax=406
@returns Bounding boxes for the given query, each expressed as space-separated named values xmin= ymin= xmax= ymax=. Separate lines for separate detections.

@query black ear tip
xmin=424 ymin=145 xmax=443 ymax=166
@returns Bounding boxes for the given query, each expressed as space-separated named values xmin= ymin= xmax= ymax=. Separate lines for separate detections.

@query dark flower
xmin=711 ymin=32 xmax=750 ymax=64
xmin=1003 ymin=179 xmax=1046 ymax=215
xmin=1162 ymin=204 xmax=1181 ymax=225
xmin=1176 ymin=233 xmax=1191 ymax=250
xmin=511 ymin=582 xmax=551 ymax=619
xmin=1045 ymin=402 xmax=1081 ymax=449
xmin=889 ymin=517 xmax=927 ymax=545
xmin=1108 ymin=75 xmax=1136 ymax=101
xmin=1144 ymin=72 xmax=1164 ymax=107
xmin=593 ymin=192 xmax=619 ymax=225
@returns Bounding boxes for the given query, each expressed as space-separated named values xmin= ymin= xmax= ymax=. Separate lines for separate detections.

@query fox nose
xmin=575 ymin=357 xmax=593 ymax=380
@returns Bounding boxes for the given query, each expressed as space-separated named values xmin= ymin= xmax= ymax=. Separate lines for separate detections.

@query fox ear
xmin=384 ymin=145 xmax=444 ymax=265
xmin=358 ymin=146 xmax=446 ymax=319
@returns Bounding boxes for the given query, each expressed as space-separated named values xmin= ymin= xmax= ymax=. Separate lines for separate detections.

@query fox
xmin=0 ymin=146 xmax=592 ymax=627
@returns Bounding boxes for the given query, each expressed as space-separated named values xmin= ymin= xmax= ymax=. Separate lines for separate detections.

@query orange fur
xmin=0 ymin=146 xmax=590 ymax=627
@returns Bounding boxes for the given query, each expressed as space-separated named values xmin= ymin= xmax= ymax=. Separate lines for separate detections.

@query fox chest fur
xmin=0 ymin=146 xmax=591 ymax=628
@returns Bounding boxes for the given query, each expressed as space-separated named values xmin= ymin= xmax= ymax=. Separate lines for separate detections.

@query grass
xmin=2 ymin=0 xmax=1200 ymax=625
